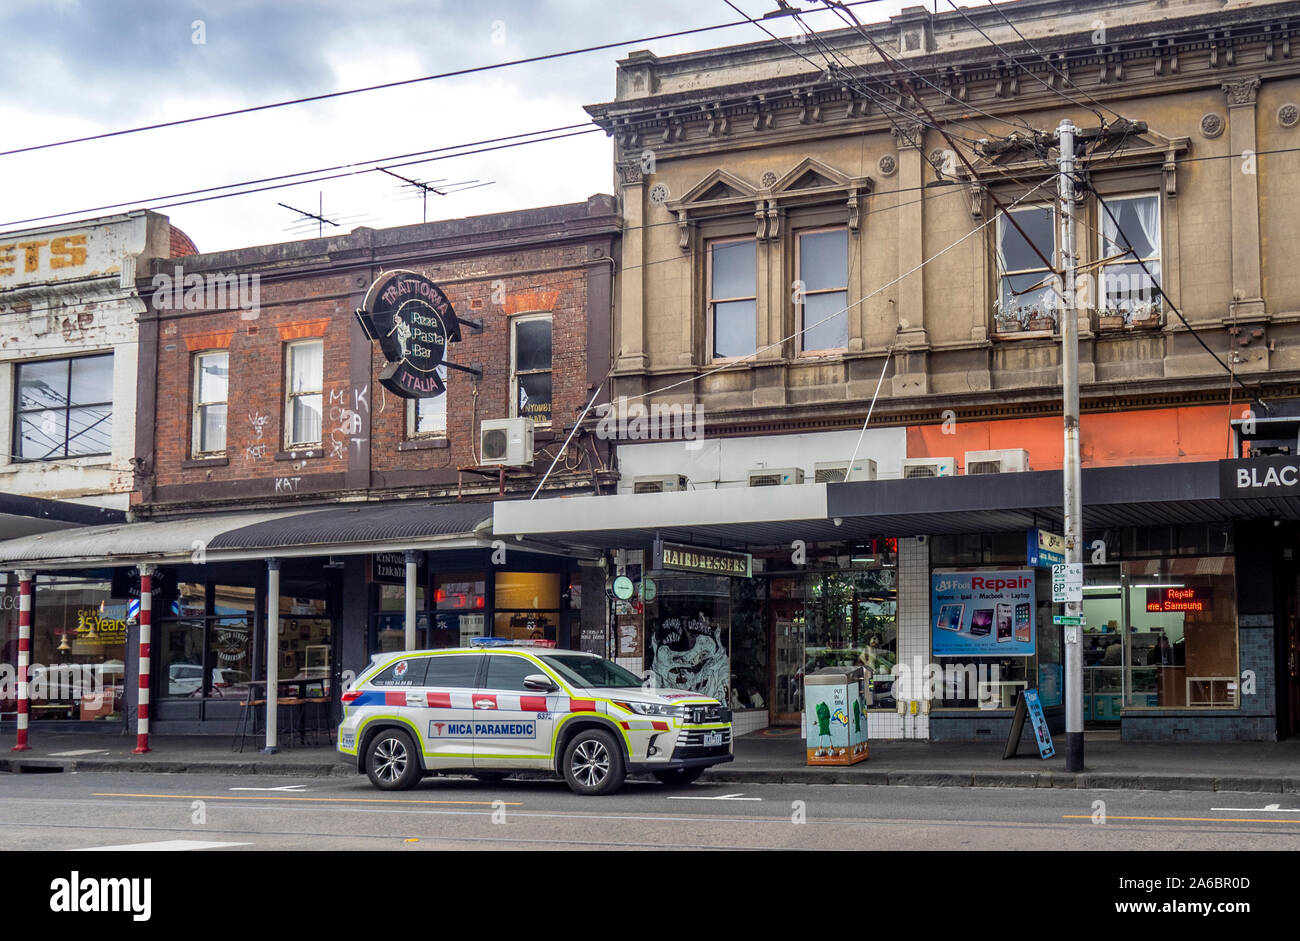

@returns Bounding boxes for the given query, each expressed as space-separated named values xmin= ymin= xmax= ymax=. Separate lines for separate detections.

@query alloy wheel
xmin=572 ymin=739 xmax=610 ymax=787
xmin=375 ymin=737 xmax=408 ymax=783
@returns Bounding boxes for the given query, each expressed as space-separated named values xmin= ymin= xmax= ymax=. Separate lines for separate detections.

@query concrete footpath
xmin=3 ymin=727 xmax=1300 ymax=793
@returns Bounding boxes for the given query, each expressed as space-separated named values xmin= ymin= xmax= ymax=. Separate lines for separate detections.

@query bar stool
xmin=232 ymin=692 xmax=267 ymax=753
xmin=277 ymin=696 xmax=307 ymax=746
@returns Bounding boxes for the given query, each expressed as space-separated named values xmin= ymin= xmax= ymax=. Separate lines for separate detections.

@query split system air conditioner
xmin=901 ymin=457 xmax=956 ymax=479
xmin=814 ymin=459 xmax=877 ymax=483
xmin=747 ymin=467 xmax=805 ymax=487
xmin=480 ymin=418 xmax=534 ymax=466
xmin=963 ymin=448 xmax=1030 ymax=475
xmin=632 ymin=474 xmax=689 ymax=494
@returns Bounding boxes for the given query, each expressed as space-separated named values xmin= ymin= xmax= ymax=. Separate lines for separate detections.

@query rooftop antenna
xmin=278 ymin=192 xmax=338 ymax=238
xmin=379 ymin=167 xmax=495 ymax=223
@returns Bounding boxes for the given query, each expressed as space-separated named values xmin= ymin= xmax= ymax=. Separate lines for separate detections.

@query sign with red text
xmin=932 ymin=570 xmax=1036 ymax=657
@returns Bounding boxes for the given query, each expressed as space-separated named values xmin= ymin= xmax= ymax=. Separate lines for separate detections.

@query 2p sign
xmin=1052 ymin=563 xmax=1082 ymax=603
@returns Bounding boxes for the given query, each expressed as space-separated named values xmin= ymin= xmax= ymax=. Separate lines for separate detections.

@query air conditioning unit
xmin=963 ymin=448 xmax=1030 ymax=475
xmin=632 ymin=474 xmax=688 ymax=494
xmin=747 ymin=467 xmax=805 ymax=487
xmin=480 ymin=418 xmax=534 ymax=466
xmin=814 ymin=459 xmax=876 ymax=483
xmin=902 ymin=457 xmax=956 ymax=479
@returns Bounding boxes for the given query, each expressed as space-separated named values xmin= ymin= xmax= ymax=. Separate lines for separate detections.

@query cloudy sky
xmin=0 ymin=0 xmax=977 ymax=253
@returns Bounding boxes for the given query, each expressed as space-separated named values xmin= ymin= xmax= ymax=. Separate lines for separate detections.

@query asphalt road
xmin=3 ymin=769 xmax=1300 ymax=851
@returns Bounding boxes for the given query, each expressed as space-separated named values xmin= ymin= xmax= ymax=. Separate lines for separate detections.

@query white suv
xmin=338 ymin=644 xmax=733 ymax=795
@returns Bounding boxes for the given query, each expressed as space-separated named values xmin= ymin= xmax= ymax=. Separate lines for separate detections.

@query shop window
xmin=707 ymin=237 xmax=757 ymax=360
xmin=423 ymin=654 xmax=482 ymax=688
xmin=493 ymin=571 xmax=561 ymax=643
xmin=796 ymin=228 xmax=848 ymax=353
xmin=510 ymin=315 xmax=552 ymax=427
xmin=434 ymin=572 xmax=487 ymax=647
xmin=191 ymin=350 xmax=229 ymax=455
xmin=15 ymin=576 xmax=125 ymax=721
xmin=994 ymin=205 xmax=1058 ymax=335
xmin=646 ymin=574 xmax=732 ymax=705
xmin=1097 ymin=193 xmax=1161 ymax=325
xmin=14 ymin=353 xmax=113 ymax=460
xmin=284 ymin=338 xmax=323 ymax=447
xmin=407 ymin=367 xmax=448 ymax=438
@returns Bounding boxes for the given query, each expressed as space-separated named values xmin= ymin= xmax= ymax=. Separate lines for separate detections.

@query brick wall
xmin=141 ymin=203 xmax=616 ymax=511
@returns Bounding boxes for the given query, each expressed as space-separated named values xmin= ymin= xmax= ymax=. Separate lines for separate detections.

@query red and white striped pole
xmin=132 ymin=564 xmax=153 ymax=754
xmin=11 ymin=571 xmax=33 ymax=752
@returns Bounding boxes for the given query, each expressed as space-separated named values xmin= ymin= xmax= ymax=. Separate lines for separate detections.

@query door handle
xmin=406 ymin=693 xmax=424 ymax=707
xmin=474 ymin=700 xmax=495 ymax=710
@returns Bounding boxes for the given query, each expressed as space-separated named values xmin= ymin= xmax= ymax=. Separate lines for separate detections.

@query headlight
xmin=612 ymin=700 xmax=682 ymax=718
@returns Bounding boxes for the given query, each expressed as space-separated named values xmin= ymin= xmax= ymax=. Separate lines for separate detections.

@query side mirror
xmin=523 ymin=674 xmax=557 ymax=692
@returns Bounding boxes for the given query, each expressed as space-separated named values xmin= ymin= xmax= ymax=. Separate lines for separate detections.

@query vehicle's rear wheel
xmin=653 ymin=767 xmax=704 ymax=786
xmin=562 ymin=728 xmax=626 ymax=796
xmin=365 ymin=728 xmax=422 ymax=790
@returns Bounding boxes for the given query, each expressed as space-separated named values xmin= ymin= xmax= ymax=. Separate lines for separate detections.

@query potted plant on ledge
xmin=994 ymin=303 xmax=1025 ymax=335
xmin=1127 ymin=301 xmax=1160 ymax=327
xmin=1026 ymin=308 xmax=1057 ymax=333
xmin=1097 ymin=306 xmax=1127 ymax=330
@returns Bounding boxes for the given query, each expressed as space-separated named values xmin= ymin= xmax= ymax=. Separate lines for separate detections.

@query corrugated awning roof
xmin=0 ymin=500 xmax=496 ymax=569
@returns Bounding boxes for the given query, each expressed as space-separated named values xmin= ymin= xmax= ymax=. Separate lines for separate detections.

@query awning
xmin=0 ymin=492 xmax=126 ymax=542
xmin=493 ymin=460 xmax=1300 ymax=550
xmin=0 ymin=500 xmax=498 ymax=570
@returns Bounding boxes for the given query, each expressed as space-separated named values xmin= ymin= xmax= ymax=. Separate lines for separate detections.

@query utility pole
xmin=1057 ymin=118 xmax=1084 ymax=773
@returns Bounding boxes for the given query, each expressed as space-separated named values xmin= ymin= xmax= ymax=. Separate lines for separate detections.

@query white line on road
xmin=47 ymin=750 xmax=110 ymax=757
xmin=1210 ymin=804 xmax=1300 ymax=812
xmin=666 ymin=793 xmax=761 ymax=801
xmin=72 ymin=839 xmax=252 ymax=851
xmin=229 ymin=785 xmax=309 ymax=792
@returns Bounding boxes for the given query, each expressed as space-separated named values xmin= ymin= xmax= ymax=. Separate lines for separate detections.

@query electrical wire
xmin=0 ymin=0 xmax=903 ymax=160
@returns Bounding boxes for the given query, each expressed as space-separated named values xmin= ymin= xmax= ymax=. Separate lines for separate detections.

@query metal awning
xmin=493 ymin=461 xmax=1300 ymax=550
xmin=0 ymin=492 xmax=126 ymax=542
xmin=0 ymin=500 xmax=499 ymax=570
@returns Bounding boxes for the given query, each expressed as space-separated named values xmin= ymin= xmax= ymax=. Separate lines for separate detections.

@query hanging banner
xmin=931 ymin=570 xmax=1036 ymax=657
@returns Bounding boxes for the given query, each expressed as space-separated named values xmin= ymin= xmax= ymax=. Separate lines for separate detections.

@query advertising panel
xmin=931 ymin=570 xmax=1036 ymax=657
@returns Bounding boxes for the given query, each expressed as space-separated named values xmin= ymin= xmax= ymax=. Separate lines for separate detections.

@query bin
xmin=804 ymin=666 xmax=869 ymax=765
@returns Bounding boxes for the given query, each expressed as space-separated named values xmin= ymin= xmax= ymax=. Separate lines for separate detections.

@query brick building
xmin=0 ymin=197 xmax=618 ymax=737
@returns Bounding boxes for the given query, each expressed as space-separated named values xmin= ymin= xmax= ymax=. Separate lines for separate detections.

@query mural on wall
xmin=650 ymin=613 xmax=729 ymax=703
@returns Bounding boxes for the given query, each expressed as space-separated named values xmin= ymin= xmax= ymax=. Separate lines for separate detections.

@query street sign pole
xmin=1058 ymin=118 xmax=1085 ymax=773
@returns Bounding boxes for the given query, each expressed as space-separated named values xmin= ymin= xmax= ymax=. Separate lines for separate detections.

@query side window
xmin=369 ymin=657 xmax=430 ymax=687
xmin=510 ymin=315 xmax=552 ymax=427
xmin=484 ymin=654 xmax=546 ymax=691
xmin=423 ymin=654 xmax=483 ymax=689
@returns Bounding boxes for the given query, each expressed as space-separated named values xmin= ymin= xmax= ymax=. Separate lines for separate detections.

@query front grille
xmin=676 ymin=728 xmax=732 ymax=748
xmin=682 ymin=704 xmax=729 ymax=725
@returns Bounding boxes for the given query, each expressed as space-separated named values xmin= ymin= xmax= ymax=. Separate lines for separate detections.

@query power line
xmin=0 ymin=0 xmax=899 ymax=160
xmin=0 ymin=123 xmax=599 ymax=230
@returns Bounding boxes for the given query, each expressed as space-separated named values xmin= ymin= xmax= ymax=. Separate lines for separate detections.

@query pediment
xmin=674 ymin=168 xmax=758 ymax=206
xmin=768 ymin=157 xmax=851 ymax=193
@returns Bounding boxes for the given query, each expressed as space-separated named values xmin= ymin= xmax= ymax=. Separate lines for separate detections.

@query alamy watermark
xmin=593 ymin=396 xmax=706 ymax=451
xmin=151 ymin=265 xmax=260 ymax=318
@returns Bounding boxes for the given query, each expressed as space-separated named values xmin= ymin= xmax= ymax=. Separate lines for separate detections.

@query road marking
xmin=229 ymin=784 xmax=309 ymax=792
xmin=666 ymin=792 xmax=761 ymax=801
xmin=92 ymin=792 xmax=521 ymax=807
xmin=1063 ymin=814 xmax=1300 ymax=824
xmin=47 ymin=749 xmax=110 ymax=757
xmin=1209 ymin=804 xmax=1300 ymax=812
xmin=73 ymin=839 xmax=251 ymax=851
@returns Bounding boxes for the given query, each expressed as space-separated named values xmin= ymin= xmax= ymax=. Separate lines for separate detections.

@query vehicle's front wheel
xmin=653 ymin=767 xmax=704 ymax=786
xmin=365 ymin=728 xmax=422 ymax=790
xmin=562 ymin=728 xmax=626 ymax=796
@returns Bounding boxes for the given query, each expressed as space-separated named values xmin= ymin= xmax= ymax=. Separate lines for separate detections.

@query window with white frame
xmin=1098 ymin=193 xmax=1161 ymax=323
xmin=284 ymin=338 xmax=323 ymax=447
xmin=407 ymin=364 xmax=448 ymax=438
xmin=510 ymin=315 xmax=551 ymax=427
xmin=708 ymin=238 xmax=757 ymax=360
xmin=13 ymin=354 xmax=113 ymax=460
xmin=995 ymin=205 xmax=1058 ymax=332
xmin=191 ymin=350 xmax=229 ymax=455
xmin=796 ymin=227 xmax=849 ymax=353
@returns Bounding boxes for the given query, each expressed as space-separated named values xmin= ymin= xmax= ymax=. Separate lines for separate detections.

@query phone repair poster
xmin=931 ymin=570 xmax=1036 ymax=656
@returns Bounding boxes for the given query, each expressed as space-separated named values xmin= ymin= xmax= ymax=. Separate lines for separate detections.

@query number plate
xmin=703 ymin=732 xmax=723 ymax=747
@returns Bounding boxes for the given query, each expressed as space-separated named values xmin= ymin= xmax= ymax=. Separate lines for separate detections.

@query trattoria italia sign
xmin=654 ymin=540 xmax=752 ymax=578
xmin=356 ymin=270 xmax=473 ymax=398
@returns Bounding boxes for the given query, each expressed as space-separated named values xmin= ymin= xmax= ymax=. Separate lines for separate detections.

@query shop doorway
xmin=1287 ymin=574 xmax=1300 ymax=737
